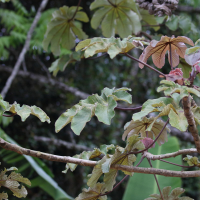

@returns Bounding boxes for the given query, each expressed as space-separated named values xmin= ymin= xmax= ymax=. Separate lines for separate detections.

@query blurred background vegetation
xmin=0 ymin=0 xmax=200 ymax=199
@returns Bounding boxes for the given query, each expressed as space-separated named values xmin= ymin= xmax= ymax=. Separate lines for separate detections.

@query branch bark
xmin=0 ymin=65 xmax=89 ymax=99
xmin=0 ymin=137 xmax=200 ymax=177
xmin=0 ymin=0 xmax=49 ymax=99
xmin=34 ymin=136 xmax=92 ymax=151
xmin=182 ymin=96 xmax=200 ymax=154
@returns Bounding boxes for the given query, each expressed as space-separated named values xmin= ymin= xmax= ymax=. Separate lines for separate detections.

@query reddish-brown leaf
xmin=139 ymin=36 xmax=194 ymax=69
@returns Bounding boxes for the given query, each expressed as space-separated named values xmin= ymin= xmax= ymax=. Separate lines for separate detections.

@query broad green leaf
xmin=0 ymin=129 xmax=73 ymax=200
xmin=178 ymin=59 xmax=192 ymax=78
xmin=55 ymin=87 xmax=132 ymax=134
xmin=4 ymin=103 xmax=50 ymax=123
xmin=166 ymin=15 xmax=179 ymax=31
xmin=0 ymin=167 xmax=31 ymax=198
xmin=76 ymin=36 xmax=148 ymax=59
xmin=43 ymin=6 xmax=88 ymax=56
xmin=183 ymin=155 xmax=200 ymax=167
xmin=123 ymin=137 xmax=182 ymax=200
xmin=145 ymin=186 xmax=193 ymax=200
xmin=169 ymin=109 xmax=188 ymax=132
xmin=123 ymin=117 xmax=169 ymax=146
xmin=75 ymin=183 xmax=107 ymax=200
xmin=48 ymin=51 xmax=83 ymax=76
xmin=90 ymin=0 xmax=141 ymax=37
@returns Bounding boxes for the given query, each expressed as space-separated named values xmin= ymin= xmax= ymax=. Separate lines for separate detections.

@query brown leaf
xmin=139 ymin=36 xmax=194 ymax=69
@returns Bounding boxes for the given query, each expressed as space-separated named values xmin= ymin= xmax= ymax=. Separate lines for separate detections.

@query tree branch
xmin=0 ymin=65 xmax=89 ymax=99
xmin=182 ymin=96 xmax=200 ymax=154
xmin=0 ymin=0 xmax=49 ymax=99
xmin=0 ymin=138 xmax=199 ymax=177
xmin=144 ymin=148 xmax=197 ymax=160
xmin=176 ymin=5 xmax=200 ymax=13
xmin=34 ymin=136 xmax=92 ymax=151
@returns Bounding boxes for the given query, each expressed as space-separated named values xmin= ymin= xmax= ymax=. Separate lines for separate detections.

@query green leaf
xmin=169 ymin=109 xmax=188 ymax=132
xmin=145 ymin=186 xmax=193 ymax=200
xmin=123 ymin=137 xmax=182 ymax=200
xmin=178 ymin=59 xmax=192 ymax=78
xmin=43 ymin=6 xmax=88 ymax=56
xmin=4 ymin=102 xmax=50 ymax=123
xmin=90 ymin=0 xmax=141 ymax=37
xmin=166 ymin=15 xmax=179 ymax=31
xmin=75 ymin=183 xmax=107 ymax=200
xmin=157 ymin=80 xmax=200 ymax=98
xmin=55 ymin=87 xmax=132 ymax=134
xmin=183 ymin=155 xmax=200 ymax=167
xmin=76 ymin=36 xmax=148 ymax=59
xmin=0 ymin=0 xmax=10 ymax=2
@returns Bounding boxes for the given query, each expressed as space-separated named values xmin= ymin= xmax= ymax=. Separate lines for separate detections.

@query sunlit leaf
xmin=139 ymin=36 xmax=194 ymax=69
xmin=123 ymin=117 xmax=169 ymax=146
xmin=145 ymin=186 xmax=193 ymax=200
xmin=90 ymin=0 xmax=141 ymax=37
xmin=76 ymin=36 xmax=148 ymax=59
xmin=43 ymin=6 xmax=89 ymax=56
xmin=0 ymin=167 xmax=31 ymax=198
xmin=55 ymin=87 xmax=132 ymax=134
xmin=0 ymin=98 xmax=50 ymax=123
xmin=157 ymin=80 xmax=200 ymax=98
xmin=75 ymin=183 xmax=107 ymax=200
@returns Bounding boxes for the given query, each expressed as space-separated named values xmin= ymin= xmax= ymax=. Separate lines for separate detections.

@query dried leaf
xmin=139 ymin=36 xmax=194 ymax=69
xmin=75 ymin=183 xmax=107 ymax=200
xmin=0 ymin=168 xmax=31 ymax=198
xmin=145 ymin=186 xmax=193 ymax=200
xmin=0 ymin=192 xmax=8 ymax=200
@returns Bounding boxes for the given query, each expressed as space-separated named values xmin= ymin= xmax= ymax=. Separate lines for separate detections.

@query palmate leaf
xmin=0 ymin=192 xmax=8 ymax=200
xmin=183 ymin=155 xmax=200 ymax=167
xmin=43 ymin=6 xmax=89 ymax=56
xmin=0 ymin=167 xmax=31 ymax=198
xmin=76 ymin=36 xmax=149 ymax=59
xmin=75 ymin=183 xmax=107 ymax=200
xmin=145 ymin=186 xmax=193 ymax=200
xmin=139 ymin=36 xmax=194 ymax=69
xmin=90 ymin=0 xmax=141 ymax=38
xmin=49 ymin=51 xmax=84 ymax=76
xmin=157 ymin=80 xmax=200 ymax=98
xmin=0 ymin=96 xmax=50 ymax=123
xmin=88 ymin=134 xmax=143 ymax=191
xmin=123 ymin=117 xmax=170 ymax=146
xmin=63 ymin=144 xmax=115 ymax=173
xmin=55 ymin=87 xmax=132 ymax=135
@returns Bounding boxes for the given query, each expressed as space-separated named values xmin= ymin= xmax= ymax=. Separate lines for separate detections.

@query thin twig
xmin=148 ymin=159 xmax=164 ymax=200
xmin=70 ymin=0 xmax=82 ymax=20
xmin=115 ymin=106 xmax=142 ymax=111
xmin=1 ymin=0 xmax=49 ymax=99
xmin=160 ymin=159 xmax=194 ymax=168
xmin=124 ymin=53 xmax=166 ymax=77
xmin=140 ymin=31 xmax=152 ymax=40
xmin=169 ymin=43 xmax=173 ymax=70
xmin=86 ymin=53 xmax=107 ymax=60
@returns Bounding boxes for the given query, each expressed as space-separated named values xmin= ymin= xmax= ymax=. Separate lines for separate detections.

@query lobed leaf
xmin=55 ymin=87 xmax=132 ymax=134
xmin=145 ymin=186 xmax=193 ymax=200
xmin=123 ymin=117 xmax=169 ymax=146
xmin=76 ymin=36 xmax=148 ymax=59
xmin=43 ymin=6 xmax=89 ymax=56
xmin=90 ymin=0 xmax=141 ymax=38
xmin=75 ymin=183 xmax=107 ymax=200
xmin=0 ymin=167 xmax=31 ymax=198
